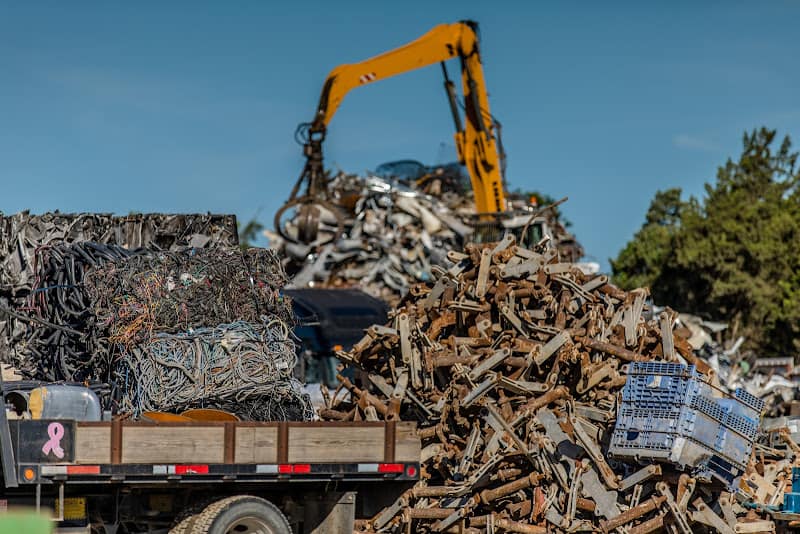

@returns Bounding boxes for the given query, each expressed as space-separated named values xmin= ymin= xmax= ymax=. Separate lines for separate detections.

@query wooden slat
xmin=234 ymin=426 xmax=278 ymax=464
xmin=75 ymin=425 xmax=111 ymax=464
xmin=111 ymin=420 xmax=122 ymax=464
xmin=224 ymin=422 xmax=235 ymax=464
xmin=384 ymin=421 xmax=396 ymax=462
xmin=121 ymin=426 xmax=225 ymax=463
xmin=288 ymin=425 xmax=384 ymax=463
xmin=277 ymin=423 xmax=289 ymax=463
xmin=394 ymin=422 xmax=420 ymax=463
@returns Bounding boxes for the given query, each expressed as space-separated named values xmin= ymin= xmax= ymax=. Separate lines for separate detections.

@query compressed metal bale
xmin=116 ymin=320 xmax=313 ymax=422
xmin=0 ymin=212 xmax=239 ymax=376
xmin=84 ymin=246 xmax=292 ymax=345
xmin=0 ymin=211 xmax=238 ymax=293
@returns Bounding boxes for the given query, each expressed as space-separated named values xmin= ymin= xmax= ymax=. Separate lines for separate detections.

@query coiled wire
xmin=117 ymin=319 xmax=313 ymax=421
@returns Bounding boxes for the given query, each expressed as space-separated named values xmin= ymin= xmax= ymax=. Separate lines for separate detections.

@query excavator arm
xmin=277 ymin=21 xmax=507 ymax=244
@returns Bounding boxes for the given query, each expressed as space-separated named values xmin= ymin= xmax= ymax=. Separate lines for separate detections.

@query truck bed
xmin=7 ymin=419 xmax=419 ymax=486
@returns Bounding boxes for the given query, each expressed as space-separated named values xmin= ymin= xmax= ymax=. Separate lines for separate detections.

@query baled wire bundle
xmin=18 ymin=242 xmax=143 ymax=381
xmin=2 ymin=239 xmax=311 ymax=421
xmin=0 ymin=212 xmax=238 ymax=365
xmin=116 ymin=320 xmax=313 ymax=421
xmin=85 ymin=248 xmax=292 ymax=346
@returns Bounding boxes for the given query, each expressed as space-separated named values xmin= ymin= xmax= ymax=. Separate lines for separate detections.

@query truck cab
xmin=287 ymin=288 xmax=388 ymax=389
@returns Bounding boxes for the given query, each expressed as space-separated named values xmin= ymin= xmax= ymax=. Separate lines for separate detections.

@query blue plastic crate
xmin=626 ymin=361 xmax=700 ymax=378
xmin=732 ymin=388 xmax=766 ymax=420
xmin=784 ymin=468 xmax=800 ymax=514
xmin=609 ymin=362 xmax=765 ymax=489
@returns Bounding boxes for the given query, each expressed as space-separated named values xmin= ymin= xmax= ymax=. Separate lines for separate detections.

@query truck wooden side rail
xmin=11 ymin=420 xmax=418 ymax=485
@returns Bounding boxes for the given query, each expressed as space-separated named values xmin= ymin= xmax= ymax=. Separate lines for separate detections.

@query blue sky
xmin=2 ymin=1 xmax=799 ymax=270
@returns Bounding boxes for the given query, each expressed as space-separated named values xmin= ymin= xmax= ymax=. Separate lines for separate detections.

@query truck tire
xmin=170 ymin=496 xmax=217 ymax=534
xmin=169 ymin=513 xmax=198 ymax=534
xmin=189 ymin=495 xmax=291 ymax=534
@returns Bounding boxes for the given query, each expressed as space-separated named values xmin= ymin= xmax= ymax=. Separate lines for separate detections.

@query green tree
xmin=612 ymin=128 xmax=800 ymax=355
xmin=238 ymin=214 xmax=264 ymax=250
xmin=610 ymin=188 xmax=688 ymax=296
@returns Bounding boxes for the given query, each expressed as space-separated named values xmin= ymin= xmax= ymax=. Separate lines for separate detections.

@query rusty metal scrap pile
xmin=322 ymin=236 xmax=781 ymax=533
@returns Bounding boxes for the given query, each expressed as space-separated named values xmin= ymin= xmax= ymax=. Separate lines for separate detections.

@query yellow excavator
xmin=275 ymin=20 xmax=539 ymax=245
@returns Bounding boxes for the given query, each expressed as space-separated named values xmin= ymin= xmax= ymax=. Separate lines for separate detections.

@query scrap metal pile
xmin=273 ymin=172 xmax=583 ymax=306
xmin=0 ymin=212 xmax=311 ymax=421
xmin=322 ymin=236 xmax=784 ymax=533
xmin=278 ymin=174 xmax=469 ymax=305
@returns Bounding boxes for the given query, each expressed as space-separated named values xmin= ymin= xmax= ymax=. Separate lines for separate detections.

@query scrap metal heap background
xmin=322 ymin=235 xmax=788 ymax=533
xmin=269 ymin=170 xmax=584 ymax=306
xmin=0 ymin=212 xmax=312 ymax=421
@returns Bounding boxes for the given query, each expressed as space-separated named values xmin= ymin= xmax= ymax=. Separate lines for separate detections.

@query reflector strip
xmin=41 ymin=465 xmax=67 ymax=476
xmin=279 ymin=464 xmax=311 ymax=474
xmin=378 ymin=463 xmax=404 ymax=473
xmin=256 ymin=464 xmax=279 ymax=474
xmin=358 ymin=463 xmax=380 ymax=472
xmin=67 ymin=465 xmax=100 ymax=475
xmin=175 ymin=465 xmax=209 ymax=475
xmin=153 ymin=465 xmax=209 ymax=475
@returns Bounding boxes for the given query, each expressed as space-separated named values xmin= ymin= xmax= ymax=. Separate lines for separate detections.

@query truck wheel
xmin=190 ymin=495 xmax=291 ymax=534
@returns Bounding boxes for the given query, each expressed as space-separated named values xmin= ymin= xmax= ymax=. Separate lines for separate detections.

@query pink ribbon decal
xmin=42 ymin=422 xmax=65 ymax=459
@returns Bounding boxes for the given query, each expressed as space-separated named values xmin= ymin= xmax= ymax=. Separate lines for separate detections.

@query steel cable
xmin=116 ymin=320 xmax=312 ymax=421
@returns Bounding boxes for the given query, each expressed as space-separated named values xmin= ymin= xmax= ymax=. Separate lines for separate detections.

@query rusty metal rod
xmin=578 ymin=337 xmax=649 ymax=363
xmin=628 ymin=514 xmax=665 ymax=534
xmin=480 ymin=472 xmax=540 ymax=504
xmin=576 ymin=497 xmax=596 ymax=513
xmin=412 ymin=486 xmax=463 ymax=498
xmin=470 ymin=514 xmax=548 ymax=533
xmin=599 ymin=495 xmax=666 ymax=532
xmin=402 ymin=507 xmax=453 ymax=520
xmin=521 ymin=385 xmax=569 ymax=414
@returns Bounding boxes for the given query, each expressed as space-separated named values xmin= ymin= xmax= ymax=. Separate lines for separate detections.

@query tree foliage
xmin=238 ymin=217 xmax=264 ymax=250
xmin=611 ymin=128 xmax=800 ymax=355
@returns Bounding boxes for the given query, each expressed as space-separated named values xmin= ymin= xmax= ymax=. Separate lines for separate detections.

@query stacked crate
xmin=610 ymin=362 xmax=765 ymax=488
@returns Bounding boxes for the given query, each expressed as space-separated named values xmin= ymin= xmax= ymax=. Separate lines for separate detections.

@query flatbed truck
xmin=0 ymin=372 xmax=419 ymax=533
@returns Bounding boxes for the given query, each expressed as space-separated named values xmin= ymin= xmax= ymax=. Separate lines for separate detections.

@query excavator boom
xmin=313 ymin=23 xmax=467 ymax=129
xmin=278 ymin=20 xmax=507 ymax=245
xmin=312 ymin=21 xmax=505 ymax=216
